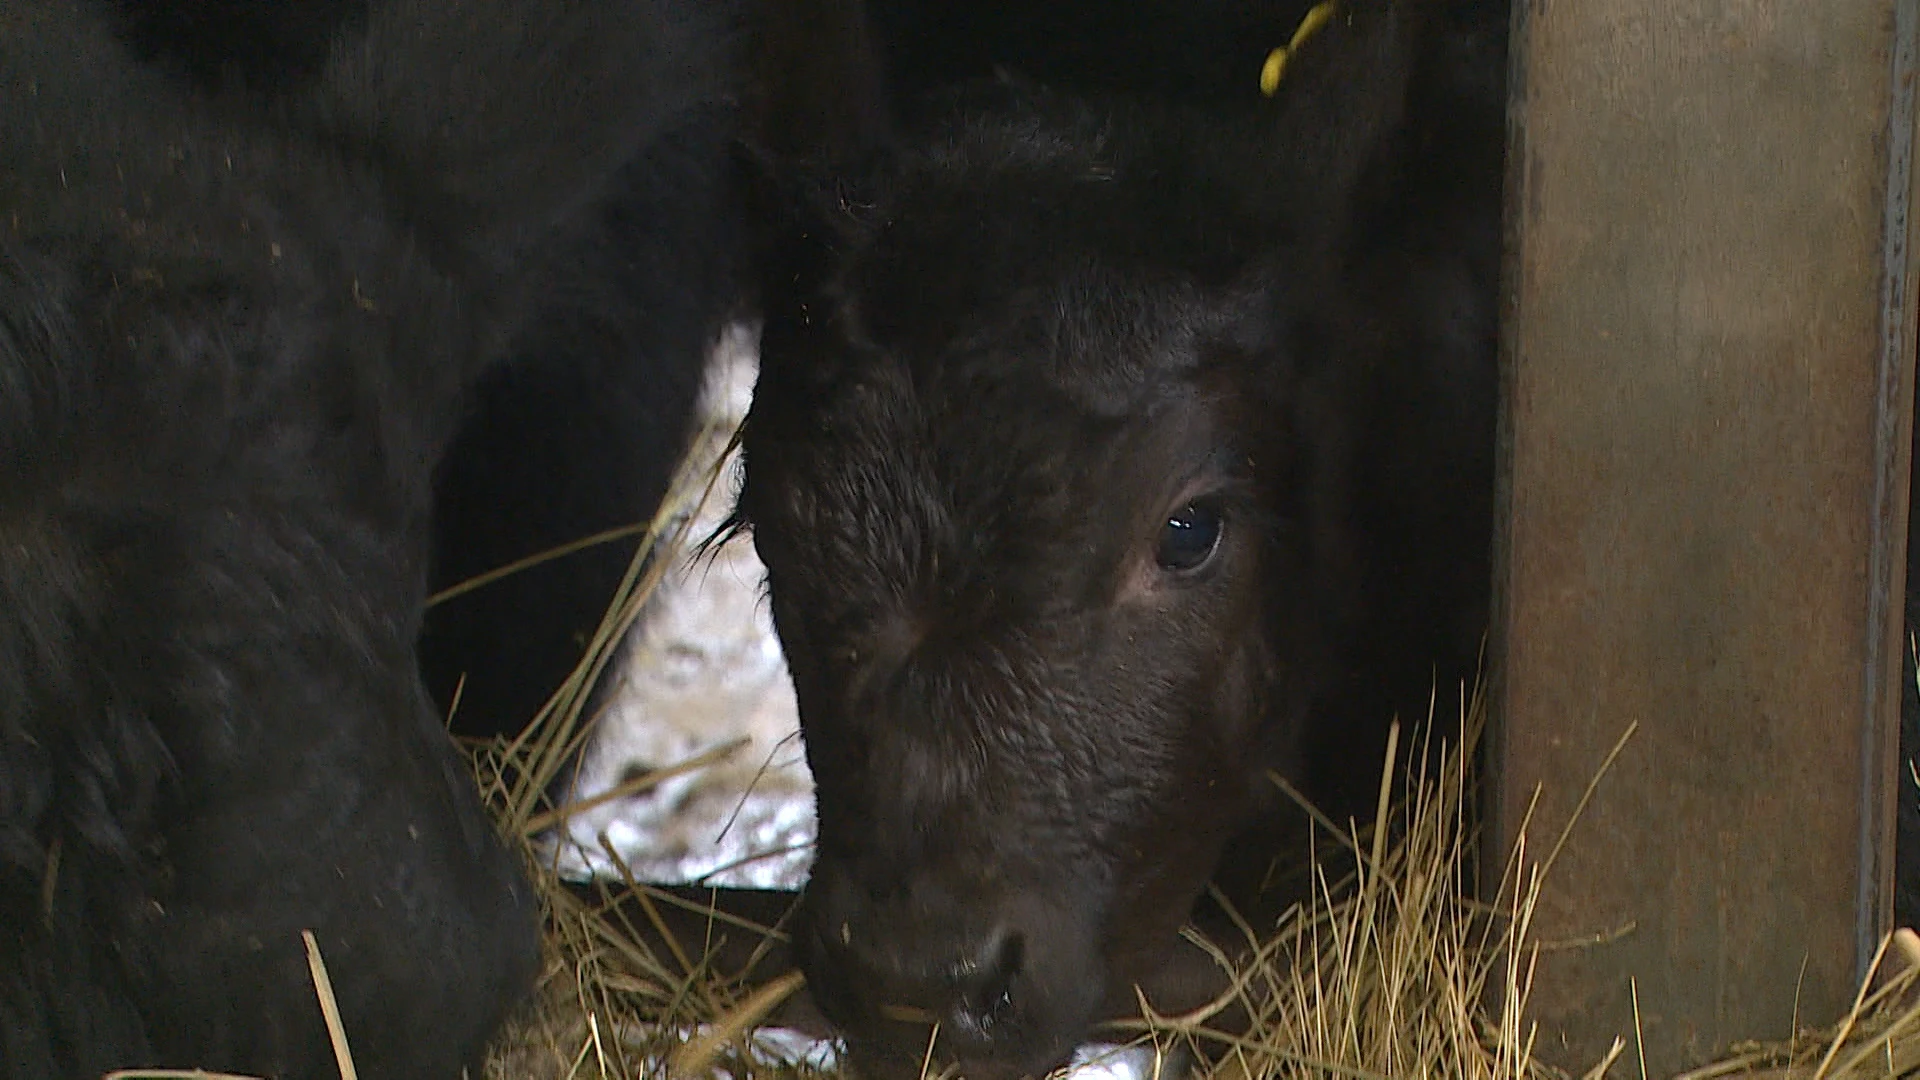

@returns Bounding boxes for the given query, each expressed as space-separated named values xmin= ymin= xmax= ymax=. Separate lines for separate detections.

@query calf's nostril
xmin=949 ymin=929 xmax=1024 ymax=1039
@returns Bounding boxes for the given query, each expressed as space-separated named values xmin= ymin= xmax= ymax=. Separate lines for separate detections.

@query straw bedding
xmin=442 ymin=375 xmax=1920 ymax=1080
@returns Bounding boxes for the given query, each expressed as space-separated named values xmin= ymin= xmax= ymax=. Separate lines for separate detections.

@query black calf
xmin=737 ymin=1 xmax=1506 ymax=1075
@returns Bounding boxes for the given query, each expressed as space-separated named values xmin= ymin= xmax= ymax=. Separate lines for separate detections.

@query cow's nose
xmin=945 ymin=926 xmax=1024 ymax=1043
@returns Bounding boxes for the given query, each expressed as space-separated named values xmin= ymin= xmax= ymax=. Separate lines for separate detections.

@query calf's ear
xmin=734 ymin=143 xmax=884 ymax=303
xmin=729 ymin=0 xmax=896 ymax=366
xmin=1257 ymin=0 xmax=1429 ymax=247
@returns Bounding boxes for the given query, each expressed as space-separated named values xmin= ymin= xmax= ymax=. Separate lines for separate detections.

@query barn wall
xmin=1489 ymin=1 xmax=1920 ymax=1072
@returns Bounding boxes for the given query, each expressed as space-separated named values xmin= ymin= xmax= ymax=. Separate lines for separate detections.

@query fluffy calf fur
xmin=0 ymin=1 xmax=727 ymax=1075
xmin=738 ymin=1 xmax=1505 ymax=1075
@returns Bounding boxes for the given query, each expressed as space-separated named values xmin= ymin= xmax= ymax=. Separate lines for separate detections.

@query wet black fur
xmin=115 ymin=0 xmax=749 ymax=747
xmin=737 ymin=1 xmax=1507 ymax=1075
xmin=0 ymin=0 xmax=731 ymax=1075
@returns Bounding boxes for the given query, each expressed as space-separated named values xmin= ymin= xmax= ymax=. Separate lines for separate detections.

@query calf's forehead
xmin=763 ymin=341 xmax=1240 ymax=626
xmin=850 ymin=192 xmax=1253 ymax=415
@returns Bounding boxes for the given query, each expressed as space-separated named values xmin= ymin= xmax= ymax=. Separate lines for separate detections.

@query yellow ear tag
xmin=1260 ymin=1 xmax=1339 ymax=97
xmin=1259 ymin=47 xmax=1289 ymax=96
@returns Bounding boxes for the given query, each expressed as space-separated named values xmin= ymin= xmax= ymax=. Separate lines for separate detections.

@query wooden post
xmin=1489 ymin=2 xmax=1920 ymax=1073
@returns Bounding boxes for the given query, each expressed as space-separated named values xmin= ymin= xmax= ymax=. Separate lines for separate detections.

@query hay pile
xmin=546 ymin=327 xmax=813 ymax=892
xmin=449 ymin=418 xmax=1920 ymax=1080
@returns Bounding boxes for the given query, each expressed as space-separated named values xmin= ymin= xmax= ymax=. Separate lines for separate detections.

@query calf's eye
xmin=1156 ymin=502 xmax=1224 ymax=572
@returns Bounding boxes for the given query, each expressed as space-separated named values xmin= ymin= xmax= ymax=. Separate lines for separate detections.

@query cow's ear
xmin=1256 ymin=0 xmax=1429 ymax=246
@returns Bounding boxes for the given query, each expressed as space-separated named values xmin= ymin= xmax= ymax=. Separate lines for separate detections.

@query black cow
xmin=0 ymin=0 xmax=733 ymax=1075
xmin=112 ymin=0 xmax=751 ymax=747
xmin=735 ymin=0 xmax=1506 ymax=1075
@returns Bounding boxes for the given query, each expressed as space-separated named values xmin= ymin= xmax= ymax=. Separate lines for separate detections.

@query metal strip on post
xmin=1859 ymin=0 xmax=1920 ymax=986
xmin=1487 ymin=3 xmax=1920 ymax=1074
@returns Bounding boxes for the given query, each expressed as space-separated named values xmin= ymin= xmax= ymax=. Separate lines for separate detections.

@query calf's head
xmin=738 ymin=8 xmax=1428 ymax=1076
